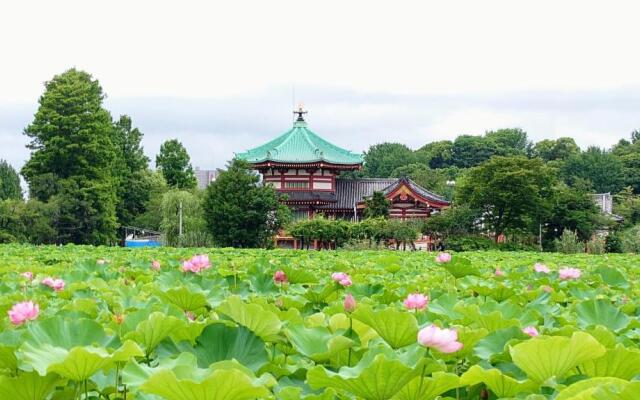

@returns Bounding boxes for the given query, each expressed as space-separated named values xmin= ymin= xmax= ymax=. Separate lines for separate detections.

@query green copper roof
xmin=236 ymin=119 xmax=363 ymax=165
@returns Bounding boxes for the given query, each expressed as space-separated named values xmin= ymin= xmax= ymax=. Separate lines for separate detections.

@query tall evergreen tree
xmin=21 ymin=68 xmax=118 ymax=244
xmin=112 ymin=115 xmax=151 ymax=226
xmin=0 ymin=160 xmax=22 ymax=200
xmin=156 ymin=139 xmax=197 ymax=189
xmin=363 ymin=191 xmax=391 ymax=219
xmin=203 ymin=159 xmax=289 ymax=247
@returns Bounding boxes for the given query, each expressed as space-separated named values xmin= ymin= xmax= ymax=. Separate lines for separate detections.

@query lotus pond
xmin=0 ymin=245 xmax=639 ymax=400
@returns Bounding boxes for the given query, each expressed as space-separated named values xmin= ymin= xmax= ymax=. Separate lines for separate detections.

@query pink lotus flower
xmin=151 ymin=260 xmax=161 ymax=271
xmin=331 ymin=272 xmax=349 ymax=282
xmin=182 ymin=254 xmax=212 ymax=273
xmin=403 ymin=293 xmax=429 ymax=311
xmin=185 ymin=311 xmax=196 ymax=321
xmin=494 ymin=268 xmax=505 ymax=277
xmin=435 ymin=252 xmax=452 ymax=263
xmin=8 ymin=301 xmax=39 ymax=325
xmin=534 ymin=263 xmax=550 ymax=274
xmin=417 ymin=325 xmax=463 ymax=353
xmin=558 ymin=267 xmax=581 ymax=280
xmin=344 ymin=294 xmax=356 ymax=313
xmin=273 ymin=270 xmax=288 ymax=284
xmin=42 ymin=277 xmax=65 ymax=291
xmin=113 ymin=314 xmax=125 ymax=325
xmin=338 ymin=276 xmax=352 ymax=287
xmin=522 ymin=326 xmax=539 ymax=337
xmin=21 ymin=271 xmax=33 ymax=280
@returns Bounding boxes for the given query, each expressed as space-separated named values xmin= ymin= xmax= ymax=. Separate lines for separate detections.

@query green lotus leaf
xmin=329 ymin=313 xmax=378 ymax=348
xmin=510 ymin=332 xmax=606 ymax=383
xmin=23 ymin=317 xmax=111 ymax=349
xmin=0 ymin=371 xmax=60 ymax=400
xmin=124 ymin=312 xmax=186 ymax=355
xmin=474 ymin=326 xmax=528 ymax=361
xmin=191 ymin=323 xmax=268 ymax=371
xmin=555 ymin=377 xmax=629 ymax=400
xmin=460 ymin=365 xmax=538 ymax=398
xmin=591 ymin=381 xmax=640 ymax=400
xmin=125 ymin=353 xmax=273 ymax=400
xmin=277 ymin=386 xmax=337 ymax=400
xmin=0 ymin=330 xmax=21 ymax=372
xmin=577 ymin=345 xmax=640 ymax=379
xmin=456 ymin=304 xmax=520 ymax=332
xmin=576 ymin=299 xmax=630 ymax=332
xmin=281 ymin=266 xmax=319 ymax=284
xmin=442 ymin=257 xmax=479 ymax=279
xmin=217 ymin=295 xmax=282 ymax=342
xmin=351 ymin=304 xmax=418 ymax=349
xmin=391 ymin=372 xmax=460 ymax=400
xmin=157 ymin=286 xmax=210 ymax=311
xmin=307 ymin=351 xmax=425 ymax=400
xmin=285 ymin=324 xmax=353 ymax=362
xmin=595 ymin=266 xmax=629 ymax=288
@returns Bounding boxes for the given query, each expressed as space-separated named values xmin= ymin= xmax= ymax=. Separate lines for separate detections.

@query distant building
xmin=236 ymin=106 xmax=449 ymax=221
xmin=591 ymin=193 xmax=623 ymax=223
xmin=195 ymin=168 xmax=219 ymax=189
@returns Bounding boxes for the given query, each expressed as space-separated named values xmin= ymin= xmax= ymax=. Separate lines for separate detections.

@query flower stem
xmin=347 ymin=316 xmax=353 ymax=367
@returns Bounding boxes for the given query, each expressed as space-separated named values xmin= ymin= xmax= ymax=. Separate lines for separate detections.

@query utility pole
xmin=179 ymin=201 xmax=183 ymax=237
xmin=539 ymin=222 xmax=543 ymax=252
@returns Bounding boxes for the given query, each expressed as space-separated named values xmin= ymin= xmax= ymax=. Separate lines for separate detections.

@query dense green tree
xmin=562 ymin=146 xmax=623 ymax=193
xmin=21 ymin=68 xmax=118 ymax=244
xmin=0 ymin=199 xmax=58 ymax=244
xmin=456 ymin=156 xmax=554 ymax=240
xmin=452 ymin=135 xmax=494 ymax=168
xmin=362 ymin=143 xmax=415 ymax=177
xmin=543 ymin=183 xmax=601 ymax=244
xmin=533 ymin=137 xmax=580 ymax=162
xmin=112 ymin=115 xmax=151 ymax=225
xmin=155 ymin=139 xmax=197 ymax=189
xmin=203 ymin=159 xmax=289 ymax=247
xmin=421 ymin=205 xmax=480 ymax=240
xmin=0 ymin=160 xmax=22 ymax=200
xmin=415 ymin=140 xmax=454 ymax=169
xmin=363 ymin=191 xmax=391 ymax=219
xmin=614 ymin=187 xmax=640 ymax=227
xmin=485 ymin=128 xmax=530 ymax=156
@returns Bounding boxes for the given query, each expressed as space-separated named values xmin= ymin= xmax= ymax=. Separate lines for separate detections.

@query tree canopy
xmin=0 ymin=160 xmax=22 ymax=200
xmin=156 ymin=139 xmax=197 ymax=189
xmin=21 ymin=68 xmax=118 ymax=245
xmin=456 ymin=156 xmax=554 ymax=240
xmin=203 ymin=159 xmax=290 ymax=247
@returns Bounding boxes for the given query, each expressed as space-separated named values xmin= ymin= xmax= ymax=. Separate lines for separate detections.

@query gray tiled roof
xmin=318 ymin=177 xmax=449 ymax=209
xmin=278 ymin=191 xmax=337 ymax=203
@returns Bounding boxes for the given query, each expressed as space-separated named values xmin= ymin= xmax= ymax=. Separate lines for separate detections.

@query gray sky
xmin=1 ymin=0 xmax=639 ymax=171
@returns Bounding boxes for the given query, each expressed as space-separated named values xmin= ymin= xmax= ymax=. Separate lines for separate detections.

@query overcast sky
xmin=1 ymin=0 xmax=639 ymax=171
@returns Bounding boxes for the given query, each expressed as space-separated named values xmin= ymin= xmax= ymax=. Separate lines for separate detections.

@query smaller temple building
xmin=236 ymin=107 xmax=450 ymax=223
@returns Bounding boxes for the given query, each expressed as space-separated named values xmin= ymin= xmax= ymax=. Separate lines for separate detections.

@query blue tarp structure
xmin=125 ymin=239 xmax=161 ymax=247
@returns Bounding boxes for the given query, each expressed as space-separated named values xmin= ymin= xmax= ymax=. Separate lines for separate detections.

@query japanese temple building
xmin=236 ymin=107 xmax=450 ymax=222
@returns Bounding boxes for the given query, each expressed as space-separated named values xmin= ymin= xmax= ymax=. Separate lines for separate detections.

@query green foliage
xmin=554 ymin=229 xmax=584 ymax=254
xmin=456 ymin=156 xmax=554 ymax=239
xmin=544 ymin=183 xmax=601 ymax=243
xmin=204 ymin=159 xmax=289 ymax=248
xmin=532 ymin=137 xmax=580 ymax=162
xmin=363 ymin=191 xmax=391 ymax=219
xmin=112 ymin=115 xmax=151 ymax=226
xmin=618 ymin=224 xmax=640 ymax=253
xmin=21 ymin=69 xmax=118 ymax=244
xmin=156 ymin=139 xmax=197 ymax=189
xmin=161 ymin=189 xmax=209 ymax=247
xmin=562 ymin=146 xmax=624 ymax=193
xmin=0 ymin=245 xmax=639 ymax=398
xmin=363 ymin=143 xmax=415 ymax=177
xmin=0 ymin=160 xmax=22 ymax=200
xmin=421 ymin=205 xmax=480 ymax=240
xmin=415 ymin=140 xmax=454 ymax=169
